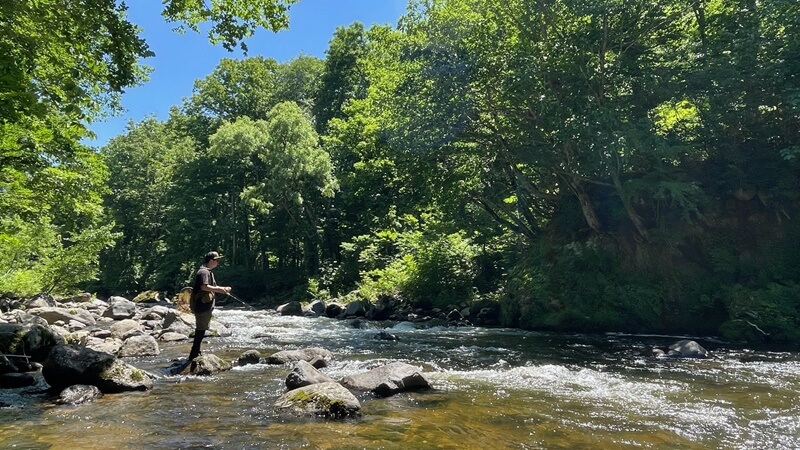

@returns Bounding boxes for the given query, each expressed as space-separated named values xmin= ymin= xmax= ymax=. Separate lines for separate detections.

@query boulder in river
xmin=343 ymin=300 xmax=367 ymax=318
xmin=365 ymin=302 xmax=391 ymax=321
xmin=56 ymin=384 xmax=103 ymax=405
xmin=668 ymin=340 xmax=710 ymax=359
xmin=0 ymin=323 xmax=64 ymax=362
xmin=42 ymin=344 xmax=153 ymax=393
xmin=102 ymin=296 xmax=136 ymax=320
xmin=265 ymin=347 xmax=333 ymax=365
xmin=325 ymin=303 xmax=343 ymax=318
xmin=340 ymin=361 xmax=431 ymax=397
xmin=234 ymin=350 xmax=262 ymax=366
xmin=275 ymin=382 xmax=361 ymax=418
xmin=85 ymin=337 xmax=123 ymax=355
xmin=285 ymin=360 xmax=335 ymax=390
xmin=187 ymin=354 xmax=232 ymax=376
xmin=307 ymin=300 xmax=326 ymax=316
xmin=23 ymin=293 xmax=57 ymax=309
xmin=118 ymin=334 xmax=160 ymax=357
xmin=276 ymin=301 xmax=303 ymax=316
xmin=110 ymin=319 xmax=142 ymax=340
xmin=26 ymin=307 xmax=96 ymax=327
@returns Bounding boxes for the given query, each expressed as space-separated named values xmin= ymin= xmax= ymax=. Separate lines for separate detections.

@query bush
xmin=0 ymin=216 xmax=117 ymax=295
xmin=357 ymin=255 xmax=413 ymax=302
xmin=347 ymin=227 xmax=480 ymax=310
xmin=505 ymin=239 xmax=666 ymax=333
xmin=403 ymin=231 xmax=478 ymax=309
xmin=719 ymin=283 xmax=800 ymax=343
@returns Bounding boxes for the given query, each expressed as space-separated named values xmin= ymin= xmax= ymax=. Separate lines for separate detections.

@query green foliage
xmin=314 ymin=22 xmax=369 ymax=134
xmin=0 ymin=132 xmax=114 ymax=294
xmin=0 ymin=0 xmax=318 ymax=297
xmin=402 ymin=230 xmax=478 ymax=309
xmin=0 ymin=216 xmax=117 ymax=295
xmin=0 ymin=217 xmax=59 ymax=295
xmin=174 ymin=55 xmax=323 ymax=147
xmin=15 ymin=0 xmax=796 ymax=344
xmin=0 ymin=0 xmax=151 ymax=129
xmin=275 ymin=55 xmax=325 ymax=109
xmin=358 ymin=255 xmax=414 ymax=303
xmin=241 ymin=101 xmax=337 ymax=273
xmin=162 ymin=0 xmax=299 ymax=52
xmin=348 ymin=217 xmax=480 ymax=310
xmin=505 ymin=239 xmax=666 ymax=333
xmin=41 ymin=224 xmax=119 ymax=294
xmin=719 ymin=283 xmax=800 ymax=343
xmin=100 ymin=119 xmax=195 ymax=293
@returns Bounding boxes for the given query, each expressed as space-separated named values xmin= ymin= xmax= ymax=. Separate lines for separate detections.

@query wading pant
xmin=188 ymin=329 xmax=206 ymax=361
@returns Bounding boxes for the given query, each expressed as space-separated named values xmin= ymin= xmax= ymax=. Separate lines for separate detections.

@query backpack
xmin=189 ymin=287 xmax=213 ymax=314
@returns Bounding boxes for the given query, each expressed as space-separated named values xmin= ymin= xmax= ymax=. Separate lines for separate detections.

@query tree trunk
xmin=610 ymin=170 xmax=649 ymax=241
xmin=566 ymin=177 xmax=602 ymax=232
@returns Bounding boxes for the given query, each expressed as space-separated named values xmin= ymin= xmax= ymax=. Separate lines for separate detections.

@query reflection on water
xmin=1 ymin=309 xmax=799 ymax=449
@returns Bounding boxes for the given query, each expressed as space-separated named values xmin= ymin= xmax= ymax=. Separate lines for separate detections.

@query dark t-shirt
xmin=191 ymin=266 xmax=216 ymax=313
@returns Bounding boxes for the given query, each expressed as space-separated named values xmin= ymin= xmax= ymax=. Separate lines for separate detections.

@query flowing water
xmin=1 ymin=308 xmax=799 ymax=449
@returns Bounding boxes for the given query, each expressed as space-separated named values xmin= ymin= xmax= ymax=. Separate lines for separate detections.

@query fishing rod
xmin=225 ymin=292 xmax=256 ymax=309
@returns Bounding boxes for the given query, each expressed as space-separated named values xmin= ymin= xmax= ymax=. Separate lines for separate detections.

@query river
xmin=1 ymin=308 xmax=799 ymax=449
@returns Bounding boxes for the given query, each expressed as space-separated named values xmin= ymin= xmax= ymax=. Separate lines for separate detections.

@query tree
xmin=0 ymin=143 xmax=117 ymax=294
xmin=162 ymin=0 xmax=299 ymax=52
xmin=1 ymin=0 xmax=304 ymax=294
xmin=275 ymin=55 xmax=325 ymax=110
xmin=176 ymin=55 xmax=323 ymax=146
xmin=243 ymin=102 xmax=338 ymax=272
xmin=314 ymin=22 xmax=370 ymax=135
xmin=100 ymin=119 xmax=195 ymax=293
xmin=377 ymin=0 xmax=709 ymax=243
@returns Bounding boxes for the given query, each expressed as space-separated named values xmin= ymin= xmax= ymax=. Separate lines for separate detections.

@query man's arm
xmin=200 ymin=284 xmax=231 ymax=294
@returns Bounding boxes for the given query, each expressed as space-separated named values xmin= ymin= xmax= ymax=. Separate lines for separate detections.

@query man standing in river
xmin=188 ymin=251 xmax=231 ymax=361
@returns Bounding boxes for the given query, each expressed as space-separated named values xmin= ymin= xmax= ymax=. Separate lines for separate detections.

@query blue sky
xmin=86 ymin=0 xmax=407 ymax=148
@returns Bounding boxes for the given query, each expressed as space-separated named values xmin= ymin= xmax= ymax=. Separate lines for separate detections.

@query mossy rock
xmin=275 ymin=382 xmax=361 ymax=418
xmin=132 ymin=290 xmax=160 ymax=303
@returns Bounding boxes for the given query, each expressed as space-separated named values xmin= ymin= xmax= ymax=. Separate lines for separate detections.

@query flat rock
xmin=158 ymin=332 xmax=189 ymax=342
xmin=265 ymin=348 xmax=333 ymax=365
xmin=187 ymin=354 xmax=232 ymax=376
xmin=118 ymin=334 xmax=160 ymax=357
xmin=340 ymin=361 xmax=431 ymax=397
xmin=26 ymin=307 xmax=96 ymax=327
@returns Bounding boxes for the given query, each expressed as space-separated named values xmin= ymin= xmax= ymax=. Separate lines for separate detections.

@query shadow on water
xmin=2 ymin=308 xmax=799 ymax=449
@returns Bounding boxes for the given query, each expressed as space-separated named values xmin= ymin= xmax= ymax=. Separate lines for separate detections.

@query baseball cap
xmin=204 ymin=251 xmax=224 ymax=262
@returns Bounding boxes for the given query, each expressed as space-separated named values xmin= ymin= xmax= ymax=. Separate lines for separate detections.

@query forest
xmin=2 ymin=0 xmax=799 ymax=343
